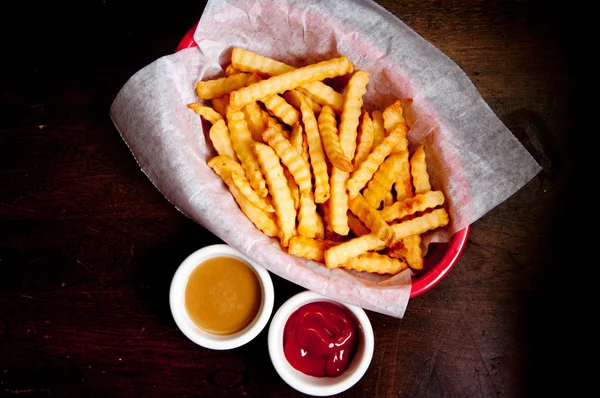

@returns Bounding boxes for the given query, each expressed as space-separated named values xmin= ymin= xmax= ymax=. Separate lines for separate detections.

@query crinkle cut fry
xmin=338 ymin=252 xmax=408 ymax=275
xmin=262 ymin=125 xmax=313 ymax=196
xmin=252 ymin=142 xmax=297 ymax=247
xmin=324 ymin=208 xmax=449 ymax=268
xmin=348 ymin=194 xmax=395 ymax=246
xmin=229 ymin=57 xmax=353 ymax=110
xmin=288 ymin=236 xmax=338 ymax=262
xmin=347 ymin=127 xmax=406 ymax=198
xmin=318 ymin=105 xmax=353 ymax=172
xmin=338 ymin=70 xmax=370 ymax=161
xmin=227 ymin=109 xmax=268 ymax=197
xmin=380 ymin=190 xmax=445 ymax=223
xmin=299 ymin=95 xmax=330 ymax=204
xmin=231 ymin=48 xmax=344 ymax=112
xmin=195 ymin=73 xmax=253 ymax=100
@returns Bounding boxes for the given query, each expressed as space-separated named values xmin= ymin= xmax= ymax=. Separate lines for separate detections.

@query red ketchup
xmin=283 ymin=301 xmax=360 ymax=377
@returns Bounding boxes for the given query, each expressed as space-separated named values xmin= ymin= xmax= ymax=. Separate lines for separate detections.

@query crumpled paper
xmin=109 ymin=0 xmax=541 ymax=318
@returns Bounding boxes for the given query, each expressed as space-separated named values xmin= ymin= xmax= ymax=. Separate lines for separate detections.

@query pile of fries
xmin=188 ymin=48 xmax=449 ymax=275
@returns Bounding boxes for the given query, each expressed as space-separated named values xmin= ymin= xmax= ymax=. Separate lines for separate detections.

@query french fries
xmin=318 ymin=105 xmax=353 ymax=173
xmin=348 ymin=194 xmax=395 ymax=246
xmin=208 ymin=119 xmax=238 ymax=161
xmin=261 ymin=124 xmax=313 ymax=196
xmin=188 ymin=103 xmax=223 ymax=124
xmin=353 ymin=110 xmax=374 ymax=168
xmin=299 ymin=95 xmax=330 ymax=203
xmin=347 ymin=127 xmax=406 ymax=198
xmin=196 ymin=73 xmax=254 ymax=100
xmin=338 ymin=252 xmax=408 ymax=275
xmin=227 ymin=109 xmax=268 ymax=197
xmin=339 ymin=70 xmax=369 ymax=161
xmin=261 ymin=94 xmax=301 ymax=126
xmin=362 ymin=151 xmax=407 ymax=208
xmin=229 ymin=57 xmax=353 ymax=109
xmin=192 ymin=48 xmax=452 ymax=277
xmin=288 ymin=236 xmax=337 ymax=262
xmin=252 ymin=142 xmax=297 ymax=247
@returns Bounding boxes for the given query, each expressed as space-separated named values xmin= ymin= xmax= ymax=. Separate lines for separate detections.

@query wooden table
xmin=1 ymin=1 xmax=583 ymax=396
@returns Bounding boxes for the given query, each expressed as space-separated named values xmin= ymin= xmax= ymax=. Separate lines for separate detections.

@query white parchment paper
xmin=109 ymin=0 xmax=541 ymax=318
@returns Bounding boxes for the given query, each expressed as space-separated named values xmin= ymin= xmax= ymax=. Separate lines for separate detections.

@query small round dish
xmin=268 ymin=291 xmax=374 ymax=396
xmin=169 ymin=244 xmax=274 ymax=350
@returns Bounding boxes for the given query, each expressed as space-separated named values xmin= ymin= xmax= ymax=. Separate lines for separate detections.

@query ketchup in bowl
xmin=283 ymin=301 xmax=360 ymax=377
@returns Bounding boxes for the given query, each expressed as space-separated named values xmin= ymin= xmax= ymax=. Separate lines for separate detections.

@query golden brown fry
xmin=260 ymin=109 xmax=290 ymax=140
xmin=394 ymin=150 xmax=413 ymax=202
xmin=390 ymin=208 xmax=449 ymax=241
xmin=225 ymin=64 xmax=242 ymax=76
xmin=347 ymin=212 xmax=370 ymax=237
xmin=380 ymin=190 xmax=445 ymax=222
xmin=229 ymin=57 xmax=353 ymax=110
xmin=230 ymin=171 xmax=275 ymax=213
xmin=324 ymin=233 xmax=386 ymax=269
xmin=387 ymin=235 xmax=424 ymax=271
xmin=383 ymin=190 xmax=395 ymax=207
xmin=283 ymin=90 xmax=322 ymax=114
xmin=328 ymin=168 xmax=350 ymax=236
xmin=299 ymin=95 xmax=330 ymax=203
xmin=188 ymin=103 xmax=224 ymax=124
xmin=410 ymin=145 xmax=431 ymax=194
xmin=337 ymin=252 xmax=408 ymax=275
xmin=243 ymin=102 xmax=266 ymax=143
xmin=289 ymin=121 xmax=304 ymax=155
xmin=297 ymin=82 xmax=344 ymax=114
xmin=207 ymin=155 xmax=245 ymax=180
xmin=261 ymin=94 xmax=301 ymax=126
xmin=262 ymin=125 xmax=312 ymax=196
xmin=348 ymin=194 xmax=395 ymax=246
xmin=208 ymin=156 xmax=277 ymax=235
xmin=347 ymin=127 xmax=407 ymax=198
xmin=288 ymin=236 xmax=337 ymax=262
xmin=224 ymin=176 xmax=279 ymax=238
xmin=363 ymin=151 xmax=408 ymax=208
xmin=297 ymin=190 xmax=325 ymax=239
xmin=283 ymin=167 xmax=300 ymax=210
xmin=246 ymin=72 xmax=263 ymax=85
xmin=231 ymin=47 xmax=295 ymax=76
xmin=338 ymin=70 xmax=370 ymax=161
xmin=196 ymin=73 xmax=253 ymax=100
xmin=353 ymin=110 xmax=374 ymax=168
xmin=252 ymin=143 xmax=297 ymax=247
xmin=383 ymin=100 xmax=405 ymax=132
xmin=317 ymin=105 xmax=353 ymax=172
xmin=324 ymin=208 xmax=449 ymax=268
xmin=208 ymin=119 xmax=238 ymax=161
xmin=211 ymin=95 xmax=230 ymax=118
xmin=382 ymin=99 xmax=408 ymax=153
xmin=227 ymin=109 xmax=268 ymax=197
xmin=371 ymin=110 xmax=385 ymax=149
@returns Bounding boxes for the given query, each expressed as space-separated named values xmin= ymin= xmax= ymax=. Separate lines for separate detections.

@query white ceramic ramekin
xmin=268 ymin=291 xmax=374 ymax=396
xmin=169 ymin=244 xmax=274 ymax=350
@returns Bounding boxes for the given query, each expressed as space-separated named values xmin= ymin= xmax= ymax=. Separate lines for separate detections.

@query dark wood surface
xmin=1 ymin=1 xmax=584 ymax=397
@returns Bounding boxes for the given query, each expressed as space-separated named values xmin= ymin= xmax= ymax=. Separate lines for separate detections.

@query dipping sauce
xmin=184 ymin=256 xmax=262 ymax=335
xmin=283 ymin=301 xmax=360 ymax=377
